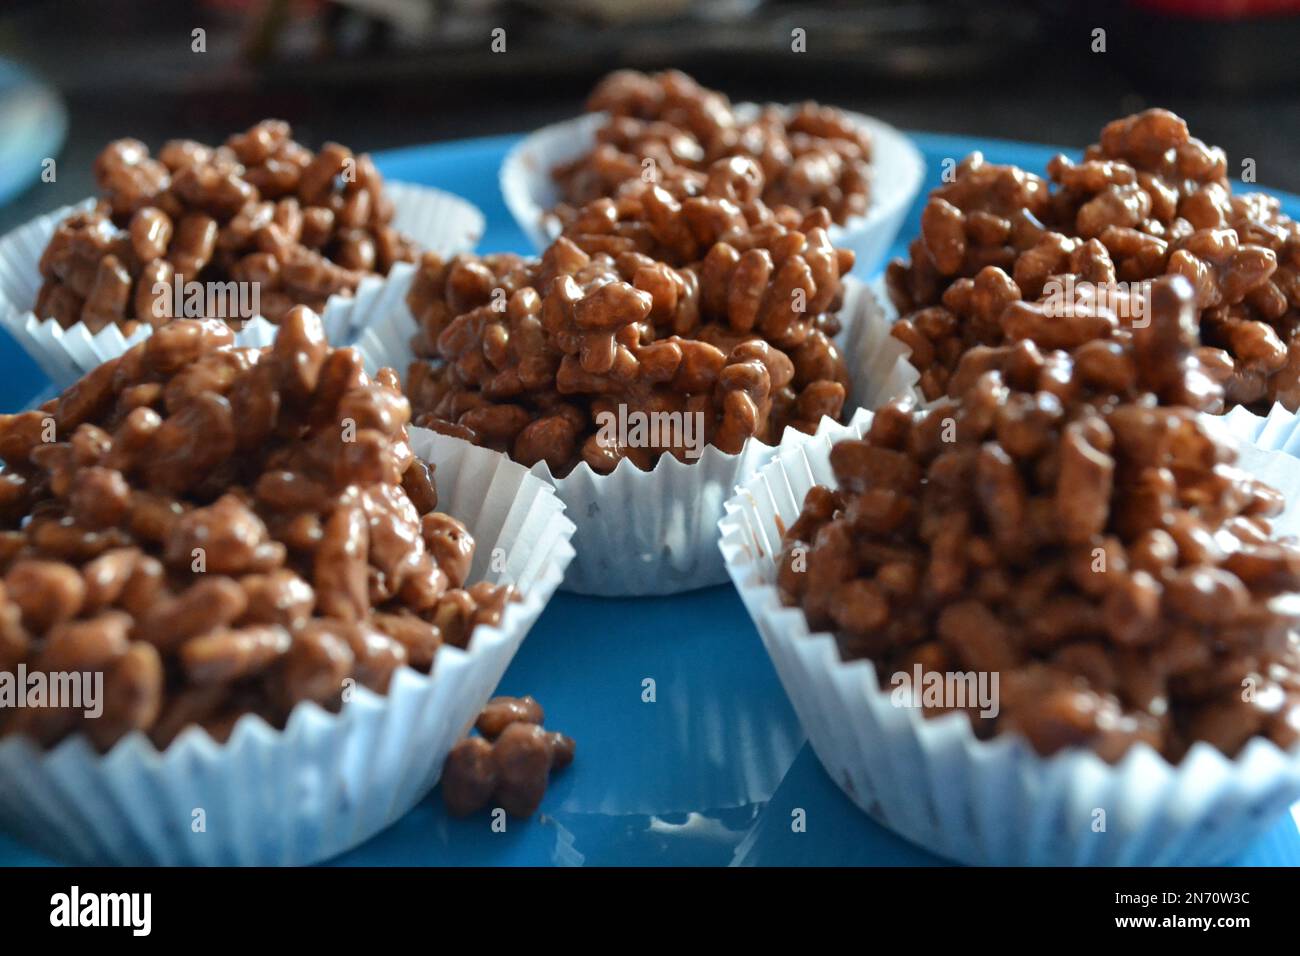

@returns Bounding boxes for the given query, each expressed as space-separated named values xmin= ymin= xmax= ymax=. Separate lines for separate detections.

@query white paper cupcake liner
xmin=840 ymin=276 xmax=918 ymax=414
xmin=386 ymin=180 xmax=484 ymax=261
xmin=1221 ymin=401 xmax=1300 ymax=457
xmin=355 ymin=269 xmax=907 ymax=596
xmin=718 ymin=408 xmax=1300 ymax=865
xmin=0 ymin=182 xmax=483 ymax=388
xmin=500 ymin=106 xmax=926 ymax=278
xmin=0 ymin=427 xmax=576 ymax=866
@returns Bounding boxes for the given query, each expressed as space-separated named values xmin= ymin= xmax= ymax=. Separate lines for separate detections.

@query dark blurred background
xmin=2 ymin=0 xmax=1300 ymax=231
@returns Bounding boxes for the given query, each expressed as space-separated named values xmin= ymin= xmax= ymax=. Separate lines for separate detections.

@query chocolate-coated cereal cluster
xmin=34 ymin=120 xmax=418 ymax=332
xmin=779 ymin=276 xmax=1300 ymax=762
xmin=0 ymin=309 xmax=514 ymax=751
xmin=405 ymin=155 xmax=855 ymax=475
xmin=888 ymin=109 xmax=1300 ymax=411
xmin=551 ymin=69 xmax=872 ymax=226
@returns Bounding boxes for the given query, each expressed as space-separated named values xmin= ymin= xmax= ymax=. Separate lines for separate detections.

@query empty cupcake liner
xmin=499 ymin=106 xmax=926 ymax=278
xmin=355 ymin=269 xmax=907 ymax=596
xmin=0 ymin=427 xmax=576 ymax=866
xmin=0 ymin=182 xmax=482 ymax=388
xmin=718 ymin=408 xmax=1300 ymax=865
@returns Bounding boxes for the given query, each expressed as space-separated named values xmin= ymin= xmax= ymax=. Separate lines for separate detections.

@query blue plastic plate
xmin=1 ymin=131 xmax=1298 ymax=867
xmin=0 ymin=58 xmax=67 ymax=210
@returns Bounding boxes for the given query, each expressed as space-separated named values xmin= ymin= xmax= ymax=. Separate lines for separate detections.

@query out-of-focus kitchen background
xmin=2 ymin=0 xmax=1299 ymax=232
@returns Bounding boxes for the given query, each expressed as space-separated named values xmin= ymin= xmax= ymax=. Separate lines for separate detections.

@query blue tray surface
xmin=1 ymin=131 xmax=1297 ymax=867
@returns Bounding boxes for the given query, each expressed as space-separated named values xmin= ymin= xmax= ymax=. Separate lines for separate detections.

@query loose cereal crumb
xmin=442 ymin=696 xmax=574 ymax=818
